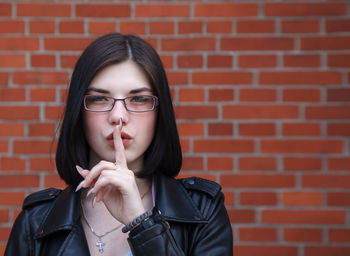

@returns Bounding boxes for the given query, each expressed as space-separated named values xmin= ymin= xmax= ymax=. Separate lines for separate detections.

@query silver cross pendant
xmin=96 ymin=238 xmax=105 ymax=253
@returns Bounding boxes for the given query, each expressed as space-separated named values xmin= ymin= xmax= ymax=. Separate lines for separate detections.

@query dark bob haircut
xmin=56 ymin=33 xmax=182 ymax=186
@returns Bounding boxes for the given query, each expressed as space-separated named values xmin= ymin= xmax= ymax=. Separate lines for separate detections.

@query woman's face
xmin=83 ymin=61 xmax=157 ymax=173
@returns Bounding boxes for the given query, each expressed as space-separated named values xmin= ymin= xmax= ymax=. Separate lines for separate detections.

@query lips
xmin=106 ymin=131 xmax=132 ymax=148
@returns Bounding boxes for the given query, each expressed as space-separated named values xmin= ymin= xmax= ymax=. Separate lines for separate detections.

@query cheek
xmin=83 ymin=113 xmax=102 ymax=141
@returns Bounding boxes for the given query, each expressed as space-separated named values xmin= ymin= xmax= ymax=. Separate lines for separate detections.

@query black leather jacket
xmin=5 ymin=174 xmax=233 ymax=255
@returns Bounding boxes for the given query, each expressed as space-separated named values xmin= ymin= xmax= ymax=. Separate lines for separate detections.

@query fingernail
xmin=75 ymin=180 xmax=85 ymax=192
xmin=92 ymin=196 xmax=97 ymax=208
xmin=76 ymin=165 xmax=84 ymax=175
xmin=86 ymin=188 xmax=94 ymax=197
xmin=119 ymin=118 xmax=123 ymax=130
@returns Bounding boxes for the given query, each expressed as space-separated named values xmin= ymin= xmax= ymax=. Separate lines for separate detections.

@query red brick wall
xmin=0 ymin=1 xmax=349 ymax=255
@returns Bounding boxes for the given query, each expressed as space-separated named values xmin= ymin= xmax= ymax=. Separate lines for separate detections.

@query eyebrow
xmin=86 ymin=87 xmax=153 ymax=94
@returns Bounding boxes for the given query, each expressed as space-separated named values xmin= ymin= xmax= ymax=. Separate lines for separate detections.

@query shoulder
xmin=23 ymin=188 xmax=62 ymax=210
xmin=178 ymin=176 xmax=222 ymax=198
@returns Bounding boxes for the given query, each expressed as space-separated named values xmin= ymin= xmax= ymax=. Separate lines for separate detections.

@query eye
xmin=129 ymin=95 xmax=152 ymax=104
xmin=86 ymin=95 xmax=109 ymax=103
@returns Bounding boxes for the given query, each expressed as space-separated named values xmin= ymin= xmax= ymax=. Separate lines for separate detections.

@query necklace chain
xmin=80 ymin=186 xmax=151 ymax=254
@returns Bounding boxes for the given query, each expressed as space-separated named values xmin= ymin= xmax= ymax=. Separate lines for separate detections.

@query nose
xmin=108 ymin=100 xmax=128 ymax=125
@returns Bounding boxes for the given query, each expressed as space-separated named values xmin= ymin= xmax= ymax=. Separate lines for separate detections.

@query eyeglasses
xmin=84 ymin=95 xmax=159 ymax=112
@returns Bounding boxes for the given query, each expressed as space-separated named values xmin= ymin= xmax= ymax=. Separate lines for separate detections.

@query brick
xmin=237 ymin=20 xmax=275 ymax=33
xmin=260 ymin=71 xmax=341 ymax=85
xmin=44 ymin=174 xmax=66 ymax=188
xmin=328 ymin=192 xmax=350 ymax=206
xmin=208 ymin=123 xmax=233 ymax=136
xmin=0 ymin=192 xmax=25 ymax=206
xmin=239 ymin=227 xmax=277 ymax=242
xmin=235 ymin=245 xmax=298 ymax=256
xmin=239 ymin=55 xmax=277 ymax=68
xmin=0 ymin=88 xmax=26 ymax=101
xmin=175 ymin=106 xmax=217 ymax=119
xmin=207 ymin=55 xmax=232 ymax=68
xmin=31 ymin=54 xmax=56 ymax=68
xmin=160 ymin=55 xmax=173 ymax=69
xmin=193 ymin=72 xmax=252 ymax=85
xmin=76 ymin=4 xmax=130 ymax=17
xmin=0 ymin=141 xmax=8 ymax=153
xmin=209 ymin=89 xmax=234 ymax=102
xmin=305 ymin=247 xmax=350 ymax=256
xmin=303 ymin=174 xmax=350 ymax=188
xmin=178 ymin=21 xmax=202 ymax=34
xmin=30 ymin=157 xmax=56 ymax=171
xmin=284 ymin=228 xmax=322 ymax=242
xmin=181 ymin=157 xmax=203 ymax=171
xmin=0 ymin=37 xmax=39 ymax=51
xmin=284 ymin=54 xmax=320 ymax=67
xmin=0 ymin=157 xmax=26 ymax=171
xmin=283 ymin=89 xmax=321 ymax=102
xmin=326 ymin=19 xmax=350 ymax=33
xmin=13 ymin=140 xmax=57 ymax=154
xmin=0 ymin=3 xmax=11 ymax=16
xmin=30 ymin=88 xmax=56 ymax=102
xmin=329 ymin=229 xmax=350 ymax=242
xmin=120 ymin=21 xmax=146 ymax=35
xmin=0 ymin=20 xmax=25 ymax=33
xmin=45 ymin=106 xmax=65 ymax=120
xmin=180 ymin=139 xmax=189 ymax=152
xmin=301 ymin=36 xmax=350 ymax=50
xmin=240 ymin=192 xmax=277 ymax=205
xmin=162 ymin=37 xmax=215 ymax=51
xmin=0 ymin=106 xmax=39 ymax=120
xmin=30 ymin=20 xmax=55 ymax=34
xmin=221 ymin=37 xmax=294 ymax=51
xmin=239 ymin=123 xmax=275 ymax=136
xmin=227 ymin=210 xmax=255 ymax=223
xmin=261 ymin=140 xmax=343 ymax=154
xmin=282 ymin=123 xmax=321 ymax=136
xmin=0 ymin=210 xmax=8 ymax=223
xmin=223 ymin=105 xmax=298 ymax=119
xmin=0 ymin=175 xmax=39 ymax=188
xmin=89 ymin=21 xmax=116 ymax=35
xmin=328 ymin=123 xmax=350 ymax=136
xmin=45 ymin=37 xmax=94 ymax=51
xmin=239 ymin=157 xmax=277 ymax=171
xmin=207 ymin=157 xmax=233 ymax=171
xmin=282 ymin=192 xmax=322 ymax=206
xmin=221 ymin=174 xmax=294 ymax=188
xmin=223 ymin=191 xmax=234 ymax=206
xmin=0 ymin=227 xmax=11 ymax=241
xmin=29 ymin=123 xmax=56 ymax=137
xmin=178 ymin=88 xmax=204 ymax=102
xmin=13 ymin=71 xmax=68 ymax=85
xmin=194 ymin=140 xmax=254 ymax=153
xmin=167 ymin=72 xmax=188 ymax=86
xmin=328 ymin=158 xmax=350 ymax=171
xmin=178 ymin=55 xmax=203 ymax=68
xmin=282 ymin=20 xmax=319 ymax=33
xmin=240 ymin=89 xmax=276 ymax=102
xmin=327 ymin=89 xmax=350 ymax=102
xmin=262 ymin=209 xmax=345 ymax=224
xmin=195 ymin=4 xmax=258 ymax=17
xmin=61 ymin=55 xmax=79 ymax=68
xmin=328 ymin=54 xmax=350 ymax=67
xmin=135 ymin=4 xmax=189 ymax=17
xmin=206 ymin=21 xmax=232 ymax=34
xmin=0 ymin=72 xmax=8 ymax=85
xmin=60 ymin=21 xmax=84 ymax=34
xmin=0 ymin=123 xmax=24 ymax=136
xmin=178 ymin=122 xmax=204 ymax=136
xmin=265 ymin=3 xmax=346 ymax=16
xmin=18 ymin=3 xmax=71 ymax=17
xmin=284 ymin=157 xmax=321 ymax=171
xmin=306 ymin=106 xmax=350 ymax=119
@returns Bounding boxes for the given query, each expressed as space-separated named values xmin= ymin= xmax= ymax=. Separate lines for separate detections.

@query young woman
xmin=5 ymin=33 xmax=233 ymax=256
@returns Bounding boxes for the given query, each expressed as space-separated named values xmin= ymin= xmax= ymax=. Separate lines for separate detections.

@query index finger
xmin=113 ymin=118 xmax=127 ymax=168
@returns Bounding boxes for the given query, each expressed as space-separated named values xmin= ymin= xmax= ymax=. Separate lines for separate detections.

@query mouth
xmin=106 ymin=131 xmax=132 ymax=148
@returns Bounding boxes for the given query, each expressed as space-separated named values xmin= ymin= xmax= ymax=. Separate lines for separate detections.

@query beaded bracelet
xmin=122 ymin=210 xmax=153 ymax=233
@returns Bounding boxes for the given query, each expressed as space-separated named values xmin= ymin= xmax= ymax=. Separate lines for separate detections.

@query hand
xmin=76 ymin=121 xmax=147 ymax=225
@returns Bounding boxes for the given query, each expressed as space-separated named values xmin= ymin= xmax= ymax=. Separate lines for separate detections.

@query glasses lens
xmin=125 ymin=95 xmax=156 ymax=112
xmin=84 ymin=95 xmax=113 ymax=111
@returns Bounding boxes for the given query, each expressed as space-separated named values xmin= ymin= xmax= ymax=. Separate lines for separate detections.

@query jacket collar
xmin=37 ymin=174 xmax=206 ymax=238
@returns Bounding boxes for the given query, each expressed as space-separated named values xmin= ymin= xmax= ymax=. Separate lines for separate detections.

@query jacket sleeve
xmin=5 ymin=211 xmax=31 ymax=256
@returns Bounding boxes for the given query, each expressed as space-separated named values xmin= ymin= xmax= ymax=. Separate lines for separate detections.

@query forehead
xmin=88 ymin=61 xmax=152 ymax=93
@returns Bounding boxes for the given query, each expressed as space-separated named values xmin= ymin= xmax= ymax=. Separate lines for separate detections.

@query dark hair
xmin=56 ymin=33 xmax=182 ymax=186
